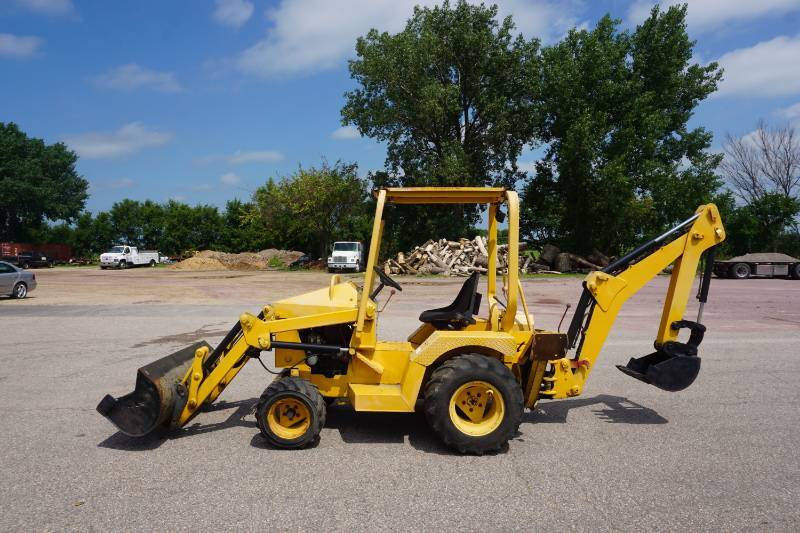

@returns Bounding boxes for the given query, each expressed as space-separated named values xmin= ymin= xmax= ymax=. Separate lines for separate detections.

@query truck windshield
xmin=333 ymin=243 xmax=358 ymax=252
xmin=109 ymin=246 xmax=125 ymax=253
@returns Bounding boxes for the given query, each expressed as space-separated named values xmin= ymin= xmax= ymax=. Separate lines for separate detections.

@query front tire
xmin=119 ymin=260 xmax=127 ymax=270
xmin=424 ymin=354 xmax=523 ymax=455
xmin=256 ymin=377 xmax=326 ymax=449
xmin=730 ymin=262 xmax=750 ymax=279
xmin=11 ymin=282 xmax=27 ymax=299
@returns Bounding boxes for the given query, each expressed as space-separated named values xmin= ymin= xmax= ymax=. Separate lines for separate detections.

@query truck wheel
xmin=21 ymin=262 xmax=29 ymax=269
xmin=424 ymin=353 xmax=523 ymax=455
xmin=149 ymin=259 xmax=156 ymax=267
xmin=730 ymin=262 xmax=750 ymax=279
xmin=48 ymin=261 xmax=55 ymax=268
xmin=119 ymin=260 xmax=127 ymax=270
xmin=11 ymin=282 xmax=27 ymax=299
xmin=791 ymin=263 xmax=800 ymax=280
xmin=256 ymin=377 xmax=326 ymax=449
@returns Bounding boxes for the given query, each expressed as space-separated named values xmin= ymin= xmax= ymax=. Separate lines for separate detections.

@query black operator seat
xmin=419 ymin=272 xmax=482 ymax=329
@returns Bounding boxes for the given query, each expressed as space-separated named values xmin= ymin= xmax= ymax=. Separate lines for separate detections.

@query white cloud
xmin=228 ymin=150 xmax=284 ymax=165
xmin=15 ymin=0 xmax=74 ymax=15
xmin=777 ymin=102 xmax=800 ymax=119
xmin=0 ymin=33 xmax=43 ymax=58
xmin=714 ymin=35 xmax=800 ymax=98
xmin=220 ymin=172 xmax=241 ymax=185
xmin=91 ymin=177 xmax=136 ymax=191
xmin=61 ymin=122 xmax=172 ymax=159
xmin=192 ymin=183 xmax=214 ymax=191
xmin=214 ymin=0 xmax=254 ymax=28
xmin=237 ymin=0 xmax=581 ymax=78
xmin=498 ymin=0 xmax=583 ymax=42
xmin=93 ymin=64 xmax=183 ymax=93
xmin=331 ymin=125 xmax=360 ymax=140
xmin=628 ymin=0 xmax=800 ymax=32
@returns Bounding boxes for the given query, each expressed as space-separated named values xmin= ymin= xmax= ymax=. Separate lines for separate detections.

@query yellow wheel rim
xmin=267 ymin=398 xmax=311 ymax=440
xmin=448 ymin=381 xmax=505 ymax=437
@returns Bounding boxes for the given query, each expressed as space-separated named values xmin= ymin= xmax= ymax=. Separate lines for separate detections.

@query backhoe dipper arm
xmin=544 ymin=204 xmax=725 ymax=399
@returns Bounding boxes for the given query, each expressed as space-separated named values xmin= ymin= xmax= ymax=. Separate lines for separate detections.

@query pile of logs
xmin=383 ymin=238 xmax=610 ymax=277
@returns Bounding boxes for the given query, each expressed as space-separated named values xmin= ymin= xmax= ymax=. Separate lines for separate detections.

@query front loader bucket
xmin=616 ymin=320 xmax=706 ymax=392
xmin=96 ymin=341 xmax=211 ymax=437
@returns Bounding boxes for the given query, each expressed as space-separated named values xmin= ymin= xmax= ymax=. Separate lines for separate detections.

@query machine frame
xmin=98 ymin=187 xmax=726 ymax=453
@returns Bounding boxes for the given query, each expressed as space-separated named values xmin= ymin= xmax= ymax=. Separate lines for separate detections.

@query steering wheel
xmin=372 ymin=266 xmax=403 ymax=296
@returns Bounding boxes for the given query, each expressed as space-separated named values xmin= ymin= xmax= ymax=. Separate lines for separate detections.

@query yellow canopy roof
xmin=379 ymin=187 xmax=506 ymax=204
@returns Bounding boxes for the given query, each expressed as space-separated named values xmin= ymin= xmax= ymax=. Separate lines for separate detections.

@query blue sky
xmin=2 ymin=0 xmax=800 ymax=214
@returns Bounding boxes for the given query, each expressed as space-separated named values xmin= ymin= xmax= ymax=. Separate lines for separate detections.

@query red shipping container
xmin=0 ymin=242 xmax=73 ymax=262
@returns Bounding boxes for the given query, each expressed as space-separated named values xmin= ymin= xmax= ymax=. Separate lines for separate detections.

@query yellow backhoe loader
xmin=98 ymin=188 xmax=726 ymax=454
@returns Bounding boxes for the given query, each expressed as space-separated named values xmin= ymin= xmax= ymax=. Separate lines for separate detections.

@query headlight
xmin=349 ymin=257 xmax=355 ymax=262
xmin=327 ymin=258 xmax=332 ymax=263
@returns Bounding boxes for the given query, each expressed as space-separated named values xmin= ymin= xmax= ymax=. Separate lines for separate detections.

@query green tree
xmin=522 ymin=6 xmax=722 ymax=254
xmin=222 ymin=199 xmax=270 ymax=253
xmin=0 ymin=122 xmax=89 ymax=241
xmin=139 ymin=200 xmax=166 ymax=250
xmin=159 ymin=201 xmax=224 ymax=256
xmin=91 ymin=212 xmax=116 ymax=254
xmin=720 ymin=193 xmax=800 ymax=254
xmin=110 ymin=199 xmax=145 ymax=245
xmin=69 ymin=212 xmax=102 ymax=256
xmin=342 ymin=0 xmax=539 ymax=248
xmin=252 ymin=161 xmax=370 ymax=257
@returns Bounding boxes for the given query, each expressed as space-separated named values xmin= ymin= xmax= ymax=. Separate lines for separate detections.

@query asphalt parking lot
xmin=1 ymin=268 xmax=798 ymax=531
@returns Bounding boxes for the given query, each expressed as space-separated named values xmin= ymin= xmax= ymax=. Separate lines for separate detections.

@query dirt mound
xmin=170 ymin=249 xmax=304 ymax=271
xmin=722 ymin=252 xmax=799 ymax=263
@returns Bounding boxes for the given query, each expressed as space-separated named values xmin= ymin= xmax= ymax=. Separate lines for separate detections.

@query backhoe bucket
xmin=96 ymin=341 xmax=211 ymax=437
xmin=616 ymin=349 xmax=700 ymax=392
xmin=616 ymin=320 xmax=705 ymax=392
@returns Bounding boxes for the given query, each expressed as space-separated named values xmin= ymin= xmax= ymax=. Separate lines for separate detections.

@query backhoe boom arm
xmin=541 ymin=204 xmax=725 ymax=399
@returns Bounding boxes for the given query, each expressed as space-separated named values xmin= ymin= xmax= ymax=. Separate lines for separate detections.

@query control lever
xmin=378 ymin=289 xmax=396 ymax=312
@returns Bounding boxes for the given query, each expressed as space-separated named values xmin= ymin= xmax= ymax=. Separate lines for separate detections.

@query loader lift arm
xmin=539 ymin=203 xmax=725 ymax=399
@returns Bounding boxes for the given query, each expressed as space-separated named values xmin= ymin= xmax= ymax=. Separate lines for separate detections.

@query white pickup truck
xmin=100 ymin=246 xmax=160 ymax=269
xmin=327 ymin=241 xmax=364 ymax=272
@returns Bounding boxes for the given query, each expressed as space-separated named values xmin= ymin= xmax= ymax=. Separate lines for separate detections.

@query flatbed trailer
xmin=714 ymin=253 xmax=800 ymax=279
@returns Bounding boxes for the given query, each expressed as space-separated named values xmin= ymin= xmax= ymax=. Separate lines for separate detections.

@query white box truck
xmin=100 ymin=246 xmax=160 ymax=269
xmin=327 ymin=241 xmax=364 ymax=272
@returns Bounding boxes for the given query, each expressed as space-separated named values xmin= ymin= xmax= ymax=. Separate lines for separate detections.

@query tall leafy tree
xmin=0 ymin=122 xmax=89 ymax=241
xmin=109 ymin=199 xmax=146 ymax=245
xmin=221 ymin=199 xmax=270 ymax=253
xmin=159 ymin=201 xmax=224 ymax=255
xmin=522 ymin=6 xmax=722 ymax=254
xmin=252 ymin=161 xmax=370 ymax=257
xmin=342 ymin=0 xmax=539 ymax=248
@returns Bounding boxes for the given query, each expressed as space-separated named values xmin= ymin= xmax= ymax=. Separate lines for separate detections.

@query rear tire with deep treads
xmin=424 ymin=353 xmax=523 ymax=455
xmin=256 ymin=377 xmax=326 ymax=449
